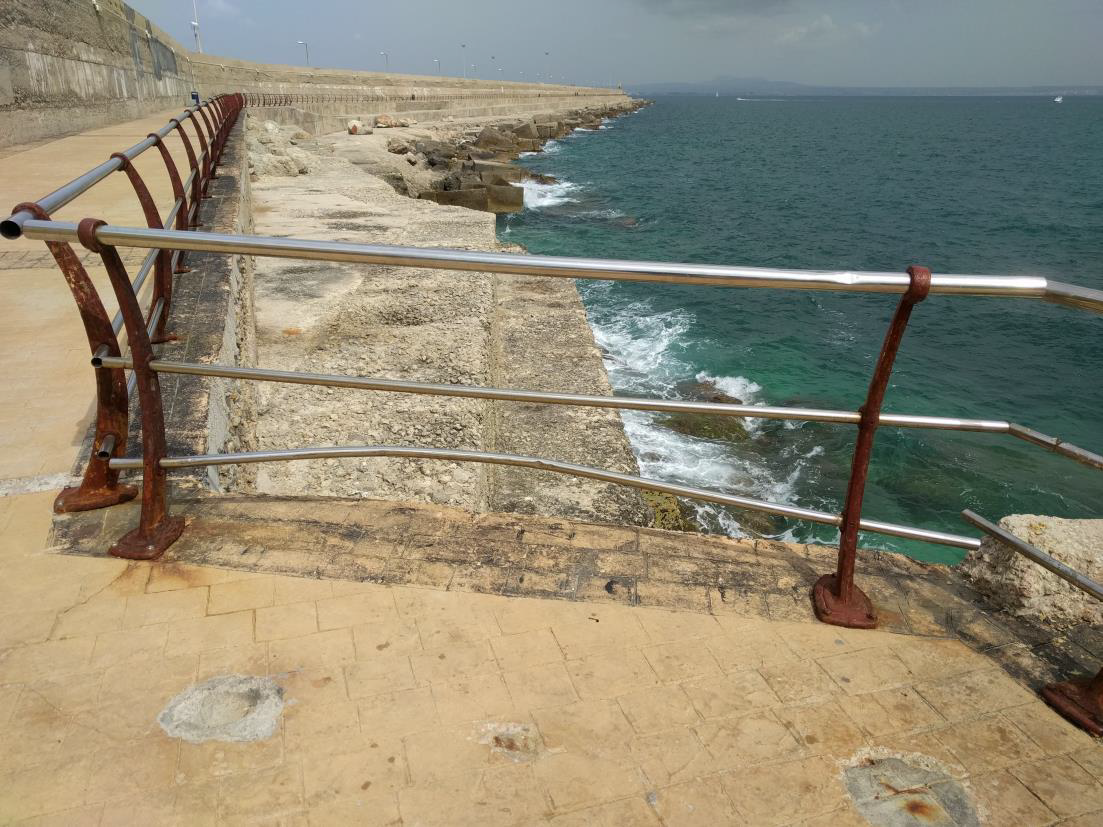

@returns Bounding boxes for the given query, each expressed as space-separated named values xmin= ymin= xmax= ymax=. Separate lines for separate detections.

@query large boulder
xmin=512 ymin=121 xmax=539 ymax=140
xmin=960 ymin=515 xmax=1103 ymax=626
xmin=475 ymin=125 xmax=516 ymax=151
xmin=249 ymin=152 xmax=300 ymax=177
xmin=285 ymin=147 xmax=311 ymax=174
xmin=347 ymin=120 xmax=371 ymax=135
xmin=373 ymin=114 xmax=399 ymax=128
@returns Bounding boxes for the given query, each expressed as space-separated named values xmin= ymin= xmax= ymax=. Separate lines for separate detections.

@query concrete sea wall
xmin=0 ymin=0 xmax=626 ymax=148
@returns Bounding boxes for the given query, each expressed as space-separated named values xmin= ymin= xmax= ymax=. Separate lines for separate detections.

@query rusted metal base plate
xmin=109 ymin=515 xmax=185 ymax=561
xmin=54 ymin=484 xmax=138 ymax=514
xmin=812 ymin=573 xmax=877 ymax=629
xmin=1042 ymin=678 xmax=1103 ymax=737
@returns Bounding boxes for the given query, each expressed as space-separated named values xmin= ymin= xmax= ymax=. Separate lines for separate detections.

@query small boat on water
xmin=1054 ymin=95 xmax=1064 ymax=102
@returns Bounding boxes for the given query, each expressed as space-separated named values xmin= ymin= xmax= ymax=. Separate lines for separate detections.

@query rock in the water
xmin=486 ymin=183 xmax=523 ymax=214
xmin=960 ymin=514 xmax=1103 ymax=626
xmin=656 ymin=411 xmax=750 ymax=442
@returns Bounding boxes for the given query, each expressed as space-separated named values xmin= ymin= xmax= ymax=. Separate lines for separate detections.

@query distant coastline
xmin=629 ymin=78 xmax=1102 ymax=97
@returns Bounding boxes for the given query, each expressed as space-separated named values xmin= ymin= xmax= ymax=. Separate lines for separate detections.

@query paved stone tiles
xmin=0 ymin=490 xmax=1091 ymax=824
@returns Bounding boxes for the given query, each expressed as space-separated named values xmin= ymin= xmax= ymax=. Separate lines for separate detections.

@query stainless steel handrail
xmin=106 ymin=444 xmax=982 ymax=550
xmin=962 ymin=510 xmax=1103 ymax=601
xmin=90 ymin=354 xmax=1103 ymax=471
xmin=18 ymin=220 xmax=1103 ymax=313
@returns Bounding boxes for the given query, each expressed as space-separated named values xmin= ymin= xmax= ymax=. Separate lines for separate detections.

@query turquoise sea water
xmin=498 ymin=96 xmax=1103 ymax=563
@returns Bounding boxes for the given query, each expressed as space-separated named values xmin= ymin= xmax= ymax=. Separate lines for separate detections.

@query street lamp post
xmin=434 ymin=58 xmax=440 ymax=75
xmin=296 ymin=40 xmax=310 ymax=66
xmin=380 ymin=51 xmax=389 ymax=71
xmin=461 ymin=43 xmax=466 ymax=79
xmin=190 ymin=0 xmax=204 ymax=52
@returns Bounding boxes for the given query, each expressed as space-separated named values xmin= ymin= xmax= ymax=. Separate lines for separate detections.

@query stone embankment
xmin=241 ymin=103 xmax=652 ymax=528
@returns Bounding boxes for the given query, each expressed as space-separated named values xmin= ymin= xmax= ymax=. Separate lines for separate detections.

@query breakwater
xmin=1 ymin=0 xmax=626 ymax=148
xmin=238 ymin=100 xmax=653 ymax=526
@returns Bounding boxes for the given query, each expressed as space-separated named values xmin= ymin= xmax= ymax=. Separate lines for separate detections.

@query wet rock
xmin=642 ymin=491 xmax=697 ymax=532
xmin=674 ymin=379 xmax=743 ymax=406
xmin=656 ymin=411 xmax=750 ymax=442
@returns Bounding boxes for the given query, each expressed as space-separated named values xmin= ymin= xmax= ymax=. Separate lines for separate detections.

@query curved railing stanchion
xmin=813 ymin=265 xmax=932 ymax=629
xmin=12 ymin=204 xmax=137 ymax=513
xmin=108 ymin=153 xmax=174 ymax=342
xmin=78 ymin=218 xmax=183 ymax=559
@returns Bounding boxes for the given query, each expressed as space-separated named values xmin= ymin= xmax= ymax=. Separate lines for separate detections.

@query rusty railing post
xmin=77 ymin=218 xmax=184 ymax=559
xmin=1043 ymin=666 xmax=1103 ymax=737
xmin=813 ymin=265 xmax=932 ymax=628
xmin=109 ymin=152 xmax=174 ymax=343
xmin=13 ymin=203 xmax=137 ymax=513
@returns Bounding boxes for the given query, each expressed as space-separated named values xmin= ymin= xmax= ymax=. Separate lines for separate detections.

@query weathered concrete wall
xmin=0 ymin=0 xmax=626 ymax=148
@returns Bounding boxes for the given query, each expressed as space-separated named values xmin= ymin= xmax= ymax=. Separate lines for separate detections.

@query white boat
xmin=1054 ymin=95 xmax=1063 ymax=103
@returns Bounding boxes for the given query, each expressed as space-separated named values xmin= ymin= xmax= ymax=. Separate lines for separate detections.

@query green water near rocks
xmin=498 ymin=96 xmax=1103 ymax=563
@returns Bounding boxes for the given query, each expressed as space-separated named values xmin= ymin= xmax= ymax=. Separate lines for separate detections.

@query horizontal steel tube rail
xmin=90 ymin=355 xmax=1103 ymax=470
xmin=2 ymin=107 xmax=216 ymax=240
xmin=16 ymin=221 xmax=1103 ymax=313
xmin=962 ymin=510 xmax=1103 ymax=601
xmin=106 ymin=444 xmax=982 ymax=550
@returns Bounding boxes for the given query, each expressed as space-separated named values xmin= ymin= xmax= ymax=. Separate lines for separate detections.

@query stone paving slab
xmin=0 ymin=488 xmax=1098 ymax=825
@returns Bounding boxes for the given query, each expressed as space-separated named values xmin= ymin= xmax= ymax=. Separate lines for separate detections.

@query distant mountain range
xmin=627 ymin=76 xmax=1102 ymax=97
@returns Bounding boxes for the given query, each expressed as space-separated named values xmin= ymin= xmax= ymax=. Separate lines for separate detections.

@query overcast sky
xmin=129 ymin=0 xmax=1103 ymax=88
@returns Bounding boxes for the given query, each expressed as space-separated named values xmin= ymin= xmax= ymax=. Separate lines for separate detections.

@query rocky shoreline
xmin=303 ymin=100 xmax=650 ymax=213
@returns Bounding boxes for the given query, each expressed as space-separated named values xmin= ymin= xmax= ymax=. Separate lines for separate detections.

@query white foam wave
xmin=518 ymin=179 xmax=579 ymax=209
xmin=695 ymin=372 xmax=761 ymax=402
xmin=590 ymin=303 xmax=692 ymax=388
xmin=695 ymin=371 xmax=767 ymax=434
xmin=542 ymin=140 xmax=563 ymax=154
xmin=587 ymin=302 xmax=812 ymax=539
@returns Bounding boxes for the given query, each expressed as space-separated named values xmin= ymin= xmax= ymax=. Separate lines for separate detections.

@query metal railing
xmin=5 ymin=93 xmax=1102 ymax=734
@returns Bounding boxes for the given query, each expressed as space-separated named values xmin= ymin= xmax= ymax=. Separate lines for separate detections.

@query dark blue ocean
xmin=498 ymin=96 xmax=1103 ymax=562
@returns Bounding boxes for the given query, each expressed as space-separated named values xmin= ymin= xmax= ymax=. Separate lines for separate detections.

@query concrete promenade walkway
xmin=1 ymin=113 xmax=1101 ymax=825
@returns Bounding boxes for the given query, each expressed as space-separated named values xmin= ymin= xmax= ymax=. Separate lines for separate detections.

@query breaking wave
xmin=518 ymin=179 xmax=580 ymax=209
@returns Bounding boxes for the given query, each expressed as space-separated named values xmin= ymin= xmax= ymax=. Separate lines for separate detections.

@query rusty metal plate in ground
xmin=844 ymin=755 xmax=978 ymax=826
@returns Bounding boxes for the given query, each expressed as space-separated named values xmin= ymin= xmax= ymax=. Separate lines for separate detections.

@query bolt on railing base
xmin=812 ymin=573 xmax=877 ymax=629
xmin=109 ymin=514 xmax=185 ymax=561
xmin=55 ymin=482 xmax=137 ymax=514
xmin=1041 ymin=669 xmax=1103 ymax=737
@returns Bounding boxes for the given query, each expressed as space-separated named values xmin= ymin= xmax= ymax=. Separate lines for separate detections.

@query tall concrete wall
xmin=0 ymin=0 xmax=626 ymax=148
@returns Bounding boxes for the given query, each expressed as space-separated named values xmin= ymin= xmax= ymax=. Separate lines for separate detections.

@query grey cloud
xmin=634 ymin=0 xmax=796 ymax=16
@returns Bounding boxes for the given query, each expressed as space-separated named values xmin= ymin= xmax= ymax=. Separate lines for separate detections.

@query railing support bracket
xmin=1042 ymin=668 xmax=1103 ymax=737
